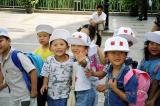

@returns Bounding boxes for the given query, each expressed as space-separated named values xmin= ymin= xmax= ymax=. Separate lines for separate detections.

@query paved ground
xmin=0 ymin=11 xmax=155 ymax=106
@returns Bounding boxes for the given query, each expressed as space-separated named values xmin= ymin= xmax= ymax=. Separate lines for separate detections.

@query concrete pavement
xmin=0 ymin=11 xmax=155 ymax=106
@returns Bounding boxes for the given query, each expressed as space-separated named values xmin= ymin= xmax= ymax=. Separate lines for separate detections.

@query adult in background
xmin=137 ymin=0 xmax=148 ymax=21
xmin=89 ymin=4 xmax=106 ymax=47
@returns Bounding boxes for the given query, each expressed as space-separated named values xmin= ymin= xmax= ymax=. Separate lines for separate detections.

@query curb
xmin=0 ymin=8 xmax=158 ymax=16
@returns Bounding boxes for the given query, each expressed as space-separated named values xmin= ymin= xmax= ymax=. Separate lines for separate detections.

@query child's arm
xmin=109 ymin=79 xmax=128 ymax=102
xmin=0 ymin=70 xmax=8 ymax=90
xmin=97 ymin=47 xmax=106 ymax=65
xmin=29 ymin=69 xmax=37 ymax=98
xmin=148 ymin=80 xmax=159 ymax=100
xmin=40 ymin=77 xmax=48 ymax=95
xmin=85 ymin=69 xmax=106 ymax=79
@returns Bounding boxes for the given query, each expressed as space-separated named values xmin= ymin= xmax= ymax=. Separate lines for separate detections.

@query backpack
xmin=11 ymin=50 xmax=44 ymax=91
xmin=124 ymin=69 xmax=150 ymax=106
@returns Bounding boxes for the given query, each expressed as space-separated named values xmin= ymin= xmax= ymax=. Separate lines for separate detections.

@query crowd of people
xmin=0 ymin=4 xmax=160 ymax=106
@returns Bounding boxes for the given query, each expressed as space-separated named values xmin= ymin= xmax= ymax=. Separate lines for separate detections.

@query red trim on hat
xmin=111 ymin=41 xmax=115 ymax=45
xmin=120 ymin=42 xmax=123 ymax=46
xmin=124 ymin=29 xmax=128 ymax=33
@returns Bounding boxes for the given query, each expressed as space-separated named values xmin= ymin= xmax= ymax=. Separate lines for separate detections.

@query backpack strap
xmin=11 ymin=50 xmax=31 ymax=92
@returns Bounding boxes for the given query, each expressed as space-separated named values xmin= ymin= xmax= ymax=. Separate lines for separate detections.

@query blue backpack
xmin=11 ymin=50 xmax=44 ymax=91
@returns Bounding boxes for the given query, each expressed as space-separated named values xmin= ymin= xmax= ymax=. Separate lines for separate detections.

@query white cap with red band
xmin=113 ymin=27 xmax=137 ymax=44
xmin=104 ymin=36 xmax=129 ymax=52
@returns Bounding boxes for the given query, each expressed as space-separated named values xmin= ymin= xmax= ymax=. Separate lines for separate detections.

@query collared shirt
xmin=90 ymin=12 xmax=106 ymax=22
xmin=104 ymin=64 xmax=138 ymax=106
xmin=1 ymin=48 xmax=35 ymax=100
xmin=139 ymin=58 xmax=160 ymax=81
xmin=41 ymin=56 xmax=73 ymax=99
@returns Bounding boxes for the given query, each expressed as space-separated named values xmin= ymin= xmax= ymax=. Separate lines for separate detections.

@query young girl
xmin=40 ymin=29 xmax=72 ymax=106
xmin=34 ymin=24 xmax=54 ymax=106
xmin=67 ymin=32 xmax=96 ymax=106
xmin=139 ymin=31 xmax=160 ymax=106
xmin=78 ymin=24 xmax=105 ymax=106
xmin=98 ymin=36 xmax=138 ymax=106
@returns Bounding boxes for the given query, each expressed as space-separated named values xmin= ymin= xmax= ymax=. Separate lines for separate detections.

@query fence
xmin=0 ymin=0 xmax=159 ymax=12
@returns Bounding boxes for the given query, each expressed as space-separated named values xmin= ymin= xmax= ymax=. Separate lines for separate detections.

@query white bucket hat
xmin=67 ymin=32 xmax=91 ymax=46
xmin=0 ymin=28 xmax=9 ymax=39
xmin=104 ymin=36 xmax=129 ymax=52
xmin=49 ymin=29 xmax=70 ymax=44
xmin=36 ymin=24 xmax=54 ymax=34
xmin=145 ymin=31 xmax=160 ymax=44
xmin=113 ymin=27 xmax=137 ymax=44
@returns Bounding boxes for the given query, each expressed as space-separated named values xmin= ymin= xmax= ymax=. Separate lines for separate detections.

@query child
xmin=139 ymin=31 xmax=160 ymax=106
xmin=0 ymin=28 xmax=37 ymax=106
xmin=113 ymin=27 xmax=138 ymax=69
xmin=34 ymin=24 xmax=54 ymax=106
xmin=78 ymin=24 xmax=105 ymax=106
xmin=96 ymin=36 xmax=138 ymax=106
xmin=67 ymin=32 xmax=96 ymax=106
xmin=40 ymin=29 xmax=72 ymax=106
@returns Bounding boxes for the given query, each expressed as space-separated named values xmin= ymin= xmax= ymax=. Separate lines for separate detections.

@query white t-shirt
xmin=75 ymin=61 xmax=92 ymax=91
xmin=90 ymin=12 xmax=106 ymax=22
xmin=1 ymin=49 xmax=35 ymax=100
xmin=41 ymin=56 xmax=73 ymax=99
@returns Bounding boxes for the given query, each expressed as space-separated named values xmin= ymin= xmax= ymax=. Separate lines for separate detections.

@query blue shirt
xmin=104 ymin=64 xmax=138 ymax=106
xmin=139 ymin=58 xmax=160 ymax=81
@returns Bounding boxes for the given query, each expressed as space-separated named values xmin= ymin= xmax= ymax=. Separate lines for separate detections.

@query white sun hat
xmin=36 ymin=24 xmax=54 ymax=34
xmin=145 ymin=31 xmax=160 ymax=44
xmin=113 ymin=27 xmax=137 ymax=44
xmin=49 ymin=29 xmax=70 ymax=44
xmin=104 ymin=36 xmax=129 ymax=52
xmin=67 ymin=32 xmax=91 ymax=46
xmin=0 ymin=28 xmax=9 ymax=39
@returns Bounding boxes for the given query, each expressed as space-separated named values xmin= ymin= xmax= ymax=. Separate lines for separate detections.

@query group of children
xmin=0 ymin=22 xmax=160 ymax=106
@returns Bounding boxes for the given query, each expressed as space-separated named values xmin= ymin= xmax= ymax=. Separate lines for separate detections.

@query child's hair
xmin=96 ymin=5 xmax=103 ymax=10
xmin=144 ymin=41 xmax=152 ymax=60
xmin=77 ymin=24 xmax=103 ymax=46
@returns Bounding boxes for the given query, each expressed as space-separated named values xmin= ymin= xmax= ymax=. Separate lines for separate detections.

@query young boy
xmin=89 ymin=36 xmax=138 ymax=105
xmin=34 ymin=24 xmax=54 ymax=106
xmin=0 ymin=28 xmax=37 ymax=106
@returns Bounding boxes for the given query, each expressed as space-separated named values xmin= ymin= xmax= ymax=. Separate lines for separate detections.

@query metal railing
xmin=0 ymin=0 xmax=159 ymax=12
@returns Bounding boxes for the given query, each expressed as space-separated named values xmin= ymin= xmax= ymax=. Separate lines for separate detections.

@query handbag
xmin=67 ymin=63 xmax=77 ymax=106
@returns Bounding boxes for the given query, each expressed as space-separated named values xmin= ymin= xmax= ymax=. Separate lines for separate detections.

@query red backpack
xmin=124 ymin=69 xmax=150 ymax=106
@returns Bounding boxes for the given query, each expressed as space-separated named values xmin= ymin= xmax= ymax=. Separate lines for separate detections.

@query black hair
xmin=155 ymin=13 xmax=160 ymax=28
xmin=144 ymin=41 xmax=150 ymax=60
xmin=77 ymin=24 xmax=96 ymax=41
xmin=96 ymin=5 xmax=103 ymax=10
xmin=0 ymin=36 xmax=10 ymax=40
xmin=50 ymin=39 xmax=69 ymax=47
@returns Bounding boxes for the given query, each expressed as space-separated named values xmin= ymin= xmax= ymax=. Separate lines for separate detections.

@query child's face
xmin=71 ymin=45 xmax=88 ymax=56
xmin=50 ymin=39 xmax=68 ymax=56
xmin=0 ymin=37 xmax=10 ymax=55
xmin=37 ymin=32 xmax=50 ymax=46
xmin=148 ymin=41 xmax=160 ymax=56
xmin=106 ymin=51 xmax=127 ymax=66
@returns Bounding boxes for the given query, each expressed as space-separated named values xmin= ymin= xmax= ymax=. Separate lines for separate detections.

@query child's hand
xmin=40 ymin=84 xmax=48 ymax=95
xmin=108 ymin=79 xmax=117 ymax=90
xmin=75 ymin=49 xmax=87 ymax=63
xmin=145 ymin=99 xmax=155 ymax=106
xmin=85 ymin=69 xmax=94 ymax=77
xmin=30 ymin=89 xmax=37 ymax=98
xmin=96 ymin=84 xmax=106 ymax=92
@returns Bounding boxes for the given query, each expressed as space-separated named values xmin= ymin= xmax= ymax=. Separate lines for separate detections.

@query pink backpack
xmin=124 ymin=69 xmax=150 ymax=106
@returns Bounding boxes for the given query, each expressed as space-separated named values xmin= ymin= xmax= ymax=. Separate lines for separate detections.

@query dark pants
xmin=37 ymin=77 xmax=47 ymax=106
xmin=137 ymin=0 xmax=148 ymax=19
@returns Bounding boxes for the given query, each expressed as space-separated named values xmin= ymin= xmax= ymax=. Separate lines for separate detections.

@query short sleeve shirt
xmin=1 ymin=49 xmax=35 ymax=99
xmin=41 ymin=56 xmax=73 ymax=99
xmin=90 ymin=12 xmax=106 ymax=21
xmin=34 ymin=47 xmax=54 ymax=61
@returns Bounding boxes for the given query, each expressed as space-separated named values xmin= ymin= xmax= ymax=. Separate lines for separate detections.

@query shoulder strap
xmin=11 ymin=50 xmax=31 ymax=91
